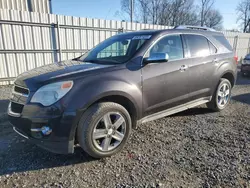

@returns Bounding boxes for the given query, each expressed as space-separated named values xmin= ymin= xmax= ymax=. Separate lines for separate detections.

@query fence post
xmin=248 ymin=38 xmax=250 ymax=54
xmin=50 ymin=23 xmax=58 ymax=63
xmin=233 ymin=35 xmax=239 ymax=52
xmin=118 ymin=28 xmax=124 ymax=34
xmin=56 ymin=21 xmax=62 ymax=62
xmin=117 ymin=28 xmax=124 ymax=56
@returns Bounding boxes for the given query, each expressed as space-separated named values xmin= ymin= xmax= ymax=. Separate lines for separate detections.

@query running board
xmin=140 ymin=98 xmax=210 ymax=124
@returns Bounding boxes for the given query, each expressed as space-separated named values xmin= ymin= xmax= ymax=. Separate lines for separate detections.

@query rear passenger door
xmin=182 ymin=34 xmax=218 ymax=101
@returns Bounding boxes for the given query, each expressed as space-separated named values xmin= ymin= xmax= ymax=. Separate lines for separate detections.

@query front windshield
xmin=79 ymin=34 xmax=151 ymax=64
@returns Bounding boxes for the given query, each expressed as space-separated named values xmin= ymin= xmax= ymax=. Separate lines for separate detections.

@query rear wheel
xmin=77 ymin=102 xmax=132 ymax=158
xmin=207 ymin=78 xmax=232 ymax=111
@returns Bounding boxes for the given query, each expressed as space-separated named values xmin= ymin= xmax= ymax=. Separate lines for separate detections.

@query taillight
xmin=234 ymin=55 xmax=238 ymax=64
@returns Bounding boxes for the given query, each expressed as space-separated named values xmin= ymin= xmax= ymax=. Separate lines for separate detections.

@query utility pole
xmin=130 ymin=0 xmax=134 ymax=23
xmin=248 ymin=4 xmax=250 ymax=33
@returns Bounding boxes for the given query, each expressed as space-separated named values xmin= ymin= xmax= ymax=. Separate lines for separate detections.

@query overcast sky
xmin=52 ymin=0 xmax=240 ymax=30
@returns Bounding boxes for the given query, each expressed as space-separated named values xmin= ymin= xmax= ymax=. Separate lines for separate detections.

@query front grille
xmin=14 ymin=85 xmax=29 ymax=96
xmin=11 ymin=102 xmax=24 ymax=114
xmin=8 ymin=85 xmax=29 ymax=116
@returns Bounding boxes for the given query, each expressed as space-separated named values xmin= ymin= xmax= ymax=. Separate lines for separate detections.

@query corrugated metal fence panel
xmin=0 ymin=0 xmax=28 ymax=11
xmin=0 ymin=9 xmax=250 ymax=85
xmin=0 ymin=0 xmax=50 ymax=13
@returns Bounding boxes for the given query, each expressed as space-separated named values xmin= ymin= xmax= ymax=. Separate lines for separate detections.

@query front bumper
xmin=13 ymin=127 xmax=74 ymax=154
xmin=8 ymin=102 xmax=78 ymax=154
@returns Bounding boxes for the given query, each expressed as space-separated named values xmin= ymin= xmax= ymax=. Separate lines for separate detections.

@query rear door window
xmin=183 ymin=34 xmax=211 ymax=57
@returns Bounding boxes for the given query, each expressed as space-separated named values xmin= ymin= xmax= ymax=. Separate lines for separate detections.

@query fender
xmin=217 ymin=61 xmax=237 ymax=84
xmin=209 ymin=60 xmax=237 ymax=95
xmin=64 ymin=74 xmax=143 ymax=140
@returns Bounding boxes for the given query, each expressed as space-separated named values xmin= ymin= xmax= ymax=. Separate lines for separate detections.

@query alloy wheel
xmin=92 ymin=112 xmax=126 ymax=152
xmin=217 ymin=83 xmax=230 ymax=108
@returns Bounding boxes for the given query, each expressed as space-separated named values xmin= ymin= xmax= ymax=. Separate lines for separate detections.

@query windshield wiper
xmin=85 ymin=59 xmax=100 ymax=63
xmin=85 ymin=59 xmax=121 ymax=64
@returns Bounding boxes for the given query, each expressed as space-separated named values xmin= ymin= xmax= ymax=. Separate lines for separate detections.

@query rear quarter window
xmin=213 ymin=35 xmax=233 ymax=51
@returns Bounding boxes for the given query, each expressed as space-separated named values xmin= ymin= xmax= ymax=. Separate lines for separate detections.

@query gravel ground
xmin=0 ymin=73 xmax=250 ymax=188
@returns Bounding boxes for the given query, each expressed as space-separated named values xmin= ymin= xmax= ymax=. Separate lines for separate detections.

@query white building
xmin=0 ymin=0 xmax=52 ymax=13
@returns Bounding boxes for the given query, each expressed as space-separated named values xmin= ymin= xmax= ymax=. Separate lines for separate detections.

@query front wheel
xmin=207 ymin=78 xmax=232 ymax=111
xmin=77 ymin=102 xmax=132 ymax=158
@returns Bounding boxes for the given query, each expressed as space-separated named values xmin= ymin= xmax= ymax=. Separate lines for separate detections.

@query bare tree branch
xmin=119 ymin=0 xmax=223 ymax=29
xmin=236 ymin=0 xmax=250 ymax=32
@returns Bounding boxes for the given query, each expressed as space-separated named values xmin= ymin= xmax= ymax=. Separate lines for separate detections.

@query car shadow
xmin=170 ymin=107 xmax=214 ymax=117
xmin=232 ymin=93 xmax=250 ymax=105
xmin=0 ymin=137 xmax=97 ymax=176
xmin=0 ymin=100 xmax=9 ymax=115
xmin=236 ymin=71 xmax=250 ymax=86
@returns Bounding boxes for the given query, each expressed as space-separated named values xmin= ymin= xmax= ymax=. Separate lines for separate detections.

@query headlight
xmin=31 ymin=81 xmax=73 ymax=106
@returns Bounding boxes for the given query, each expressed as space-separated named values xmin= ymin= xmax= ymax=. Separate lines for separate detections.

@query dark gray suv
xmin=8 ymin=26 xmax=238 ymax=158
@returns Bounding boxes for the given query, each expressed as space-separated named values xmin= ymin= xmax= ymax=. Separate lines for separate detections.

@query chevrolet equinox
xmin=8 ymin=26 xmax=238 ymax=158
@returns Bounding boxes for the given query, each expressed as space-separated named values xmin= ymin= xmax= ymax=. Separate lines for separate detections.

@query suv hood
xmin=15 ymin=60 xmax=115 ymax=89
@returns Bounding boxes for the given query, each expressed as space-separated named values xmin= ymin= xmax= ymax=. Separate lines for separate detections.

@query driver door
xmin=142 ymin=34 xmax=191 ymax=116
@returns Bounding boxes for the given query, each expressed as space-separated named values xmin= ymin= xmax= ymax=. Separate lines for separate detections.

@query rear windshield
xmin=213 ymin=35 xmax=233 ymax=51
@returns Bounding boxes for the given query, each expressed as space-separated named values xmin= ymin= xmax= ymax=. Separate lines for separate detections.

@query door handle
xmin=180 ymin=65 xmax=188 ymax=71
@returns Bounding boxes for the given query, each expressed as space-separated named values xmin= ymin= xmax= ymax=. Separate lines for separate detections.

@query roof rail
xmin=174 ymin=25 xmax=216 ymax=31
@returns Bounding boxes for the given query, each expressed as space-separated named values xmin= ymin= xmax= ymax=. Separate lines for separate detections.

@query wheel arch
xmin=73 ymin=92 xmax=139 ymax=145
xmin=72 ymin=91 xmax=140 ymax=141
xmin=220 ymin=71 xmax=235 ymax=87
xmin=94 ymin=94 xmax=138 ymax=129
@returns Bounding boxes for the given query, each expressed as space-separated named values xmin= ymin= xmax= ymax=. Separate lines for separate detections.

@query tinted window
xmin=184 ymin=35 xmax=210 ymax=57
xmin=149 ymin=35 xmax=184 ymax=61
xmin=213 ymin=35 xmax=233 ymax=51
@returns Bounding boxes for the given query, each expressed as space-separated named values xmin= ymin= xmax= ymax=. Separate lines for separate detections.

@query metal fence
xmin=0 ymin=0 xmax=51 ymax=13
xmin=0 ymin=9 xmax=250 ymax=85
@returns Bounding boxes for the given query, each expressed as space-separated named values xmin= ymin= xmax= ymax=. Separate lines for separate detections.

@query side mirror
xmin=144 ymin=53 xmax=169 ymax=64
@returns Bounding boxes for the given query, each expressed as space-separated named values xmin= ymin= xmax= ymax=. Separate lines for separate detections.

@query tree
xmin=120 ymin=0 xmax=140 ymax=22
xmin=200 ymin=0 xmax=215 ymax=26
xmin=205 ymin=9 xmax=223 ymax=30
xmin=137 ymin=0 xmax=162 ymax=24
xmin=236 ymin=0 xmax=250 ymax=32
xmin=119 ymin=0 xmax=223 ymax=29
xmin=137 ymin=0 xmax=150 ymax=23
xmin=168 ymin=0 xmax=199 ymax=26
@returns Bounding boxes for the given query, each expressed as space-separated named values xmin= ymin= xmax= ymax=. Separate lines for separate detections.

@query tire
xmin=206 ymin=78 xmax=232 ymax=112
xmin=77 ymin=102 xmax=132 ymax=158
